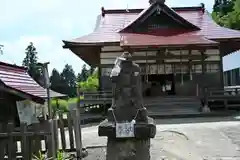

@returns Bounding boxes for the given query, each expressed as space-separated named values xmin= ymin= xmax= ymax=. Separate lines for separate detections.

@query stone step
xmin=144 ymin=97 xmax=201 ymax=110
xmin=148 ymin=109 xmax=199 ymax=116
xmin=146 ymin=102 xmax=201 ymax=108
xmin=148 ymin=107 xmax=197 ymax=112
xmin=145 ymin=98 xmax=199 ymax=103
xmin=145 ymin=100 xmax=200 ymax=105
xmin=146 ymin=101 xmax=200 ymax=106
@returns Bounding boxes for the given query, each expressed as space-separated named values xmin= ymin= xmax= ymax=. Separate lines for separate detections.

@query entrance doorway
xmin=142 ymin=74 xmax=176 ymax=97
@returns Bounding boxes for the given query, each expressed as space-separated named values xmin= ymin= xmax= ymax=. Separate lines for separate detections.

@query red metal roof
xmin=120 ymin=32 xmax=218 ymax=48
xmin=64 ymin=5 xmax=240 ymax=46
xmin=0 ymin=62 xmax=66 ymax=103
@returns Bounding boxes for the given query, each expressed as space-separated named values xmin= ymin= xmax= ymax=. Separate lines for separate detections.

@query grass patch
xmin=51 ymin=96 xmax=84 ymax=113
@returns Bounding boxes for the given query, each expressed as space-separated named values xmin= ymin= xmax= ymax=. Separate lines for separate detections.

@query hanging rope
xmin=111 ymin=108 xmax=144 ymax=124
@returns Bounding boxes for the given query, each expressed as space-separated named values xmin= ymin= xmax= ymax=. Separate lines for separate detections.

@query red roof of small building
xmin=0 ymin=62 xmax=66 ymax=103
xmin=63 ymin=4 xmax=240 ymax=46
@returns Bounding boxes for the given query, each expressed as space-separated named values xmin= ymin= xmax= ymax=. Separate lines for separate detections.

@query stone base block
xmin=202 ymin=105 xmax=211 ymax=113
xmin=98 ymin=117 xmax=156 ymax=139
xmin=106 ymin=138 xmax=150 ymax=160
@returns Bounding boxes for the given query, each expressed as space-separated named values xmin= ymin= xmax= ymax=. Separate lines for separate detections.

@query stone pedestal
xmin=99 ymin=114 xmax=156 ymax=160
xmin=98 ymin=52 xmax=156 ymax=160
xmin=106 ymin=139 xmax=150 ymax=160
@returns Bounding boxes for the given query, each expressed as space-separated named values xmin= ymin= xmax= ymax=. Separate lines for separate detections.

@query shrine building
xmin=63 ymin=0 xmax=240 ymax=98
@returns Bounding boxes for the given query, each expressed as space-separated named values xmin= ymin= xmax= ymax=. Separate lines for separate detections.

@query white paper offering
xmin=116 ymin=121 xmax=135 ymax=138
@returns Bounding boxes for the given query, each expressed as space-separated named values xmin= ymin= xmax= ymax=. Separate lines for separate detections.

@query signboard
xmin=16 ymin=100 xmax=39 ymax=125
xmin=116 ymin=122 xmax=135 ymax=138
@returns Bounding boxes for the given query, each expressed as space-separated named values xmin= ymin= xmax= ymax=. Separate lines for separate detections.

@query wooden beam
xmin=100 ymin=61 xmax=221 ymax=68
xmin=129 ymin=54 xmax=207 ymax=61
xmin=101 ymin=50 xmax=124 ymax=53
xmin=125 ymin=45 xmax=219 ymax=52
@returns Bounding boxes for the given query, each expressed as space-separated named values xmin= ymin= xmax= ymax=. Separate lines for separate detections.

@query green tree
xmin=22 ymin=42 xmax=42 ymax=83
xmin=78 ymin=64 xmax=89 ymax=82
xmin=61 ymin=64 xmax=77 ymax=97
xmin=0 ymin=44 xmax=3 ymax=55
xmin=50 ymin=68 xmax=65 ymax=93
xmin=79 ymin=68 xmax=99 ymax=91
xmin=212 ymin=0 xmax=240 ymax=29
xmin=213 ymin=0 xmax=235 ymax=14
xmin=90 ymin=66 xmax=95 ymax=75
xmin=77 ymin=73 xmax=82 ymax=82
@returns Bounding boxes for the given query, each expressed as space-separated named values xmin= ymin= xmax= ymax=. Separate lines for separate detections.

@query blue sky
xmin=0 ymin=0 xmax=238 ymax=73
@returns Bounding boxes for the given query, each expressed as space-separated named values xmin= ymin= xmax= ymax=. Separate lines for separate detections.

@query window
xmin=224 ymin=72 xmax=228 ymax=86
xmin=227 ymin=71 xmax=231 ymax=86
xmin=235 ymin=69 xmax=240 ymax=85
xmin=231 ymin=70 xmax=236 ymax=85
xmin=192 ymin=64 xmax=202 ymax=73
xmin=206 ymin=64 xmax=220 ymax=73
xmin=174 ymin=64 xmax=188 ymax=74
xmin=165 ymin=64 xmax=173 ymax=74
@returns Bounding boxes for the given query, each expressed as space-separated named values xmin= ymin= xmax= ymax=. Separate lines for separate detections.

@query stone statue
xmin=98 ymin=52 xmax=156 ymax=160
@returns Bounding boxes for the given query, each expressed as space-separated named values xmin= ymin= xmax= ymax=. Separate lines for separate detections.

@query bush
xmin=78 ymin=69 xmax=99 ymax=92
xmin=50 ymin=96 xmax=85 ymax=114
xmin=51 ymin=99 xmax=68 ymax=113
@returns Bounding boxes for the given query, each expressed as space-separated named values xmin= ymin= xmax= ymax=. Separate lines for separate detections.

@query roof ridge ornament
xmin=200 ymin=3 xmax=205 ymax=13
xmin=101 ymin=7 xmax=105 ymax=17
xmin=149 ymin=0 xmax=165 ymax=5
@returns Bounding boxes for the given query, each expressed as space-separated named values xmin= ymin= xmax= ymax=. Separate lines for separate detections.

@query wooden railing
xmin=80 ymin=91 xmax=112 ymax=106
xmin=205 ymin=86 xmax=240 ymax=110
xmin=0 ymin=122 xmax=53 ymax=159
xmin=0 ymin=110 xmax=99 ymax=159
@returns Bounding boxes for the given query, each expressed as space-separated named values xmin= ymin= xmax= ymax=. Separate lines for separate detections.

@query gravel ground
xmin=49 ymin=116 xmax=240 ymax=159
xmin=80 ymin=117 xmax=240 ymax=160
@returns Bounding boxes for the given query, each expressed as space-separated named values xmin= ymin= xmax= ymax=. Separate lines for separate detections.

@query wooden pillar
xmin=98 ymin=51 xmax=102 ymax=91
xmin=200 ymin=50 xmax=207 ymax=104
xmin=180 ymin=50 xmax=183 ymax=85
xmin=98 ymin=66 xmax=102 ymax=91
xmin=201 ymin=50 xmax=206 ymax=75
xmin=219 ymin=46 xmax=225 ymax=88
xmin=145 ymin=52 xmax=149 ymax=82
xmin=188 ymin=50 xmax=193 ymax=80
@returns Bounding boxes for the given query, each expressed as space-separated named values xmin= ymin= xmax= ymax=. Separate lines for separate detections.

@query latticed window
xmin=206 ymin=64 xmax=220 ymax=73
xmin=175 ymin=64 xmax=188 ymax=74
xmin=192 ymin=64 xmax=202 ymax=73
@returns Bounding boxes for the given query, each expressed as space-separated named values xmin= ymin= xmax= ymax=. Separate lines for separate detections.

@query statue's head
xmin=121 ymin=51 xmax=131 ymax=58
